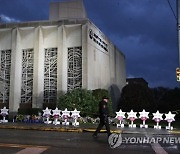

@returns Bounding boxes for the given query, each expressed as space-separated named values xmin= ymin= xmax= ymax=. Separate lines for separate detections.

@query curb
xmin=0 ymin=125 xmax=83 ymax=132
xmin=83 ymin=128 xmax=121 ymax=133
xmin=168 ymin=130 xmax=180 ymax=134
xmin=0 ymin=124 xmax=178 ymax=134
xmin=0 ymin=125 xmax=122 ymax=133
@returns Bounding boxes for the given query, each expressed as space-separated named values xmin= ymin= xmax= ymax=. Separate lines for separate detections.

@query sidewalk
xmin=0 ymin=122 xmax=179 ymax=135
xmin=0 ymin=122 xmax=121 ymax=133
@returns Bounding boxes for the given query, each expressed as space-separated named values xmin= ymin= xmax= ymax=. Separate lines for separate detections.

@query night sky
xmin=0 ymin=0 xmax=179 ymax=88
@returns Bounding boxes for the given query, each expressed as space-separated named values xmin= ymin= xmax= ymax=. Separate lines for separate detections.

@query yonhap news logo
xmin=108 ymin=133 xmax=180 ymax=148
xmin=108 ymin=133 xmax=122 ymax=148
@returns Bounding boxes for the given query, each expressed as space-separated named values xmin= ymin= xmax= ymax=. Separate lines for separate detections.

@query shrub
xmin=58 ymin=89 xmax=98 ymax=117
xmin=58 ymin=88 xmax=113 ymax=117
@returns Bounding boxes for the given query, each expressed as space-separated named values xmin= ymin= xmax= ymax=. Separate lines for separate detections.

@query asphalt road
xmin=0 ymin=128 xmax=179 ymax=154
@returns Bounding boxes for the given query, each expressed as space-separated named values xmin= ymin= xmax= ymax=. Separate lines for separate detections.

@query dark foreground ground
xmin=0 ymin=122 xmax=180 ymax=153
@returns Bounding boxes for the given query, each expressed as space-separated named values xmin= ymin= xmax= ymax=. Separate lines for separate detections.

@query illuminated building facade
xmin=0 ymin=0 xmax=126 ymax=113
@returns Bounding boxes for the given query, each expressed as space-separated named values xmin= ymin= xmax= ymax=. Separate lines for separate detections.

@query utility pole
xmin=177 ymin=0 xmax=180 ymax=67
xmin=176 ymin=0 xmax=180 ymax=85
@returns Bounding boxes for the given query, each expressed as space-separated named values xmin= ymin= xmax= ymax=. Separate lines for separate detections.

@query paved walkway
xmin=0 ymin=122 xmax=179 ymax=135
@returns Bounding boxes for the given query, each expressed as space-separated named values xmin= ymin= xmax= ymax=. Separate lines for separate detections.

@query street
xmin=0 ymin=128 xmax=179 ymax=154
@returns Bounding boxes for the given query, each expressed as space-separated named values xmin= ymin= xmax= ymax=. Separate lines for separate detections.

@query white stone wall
xmin=10 ymin=28 xmax=22 ymax=112
xmin=0 ymin=20 xmax=126 ymax=112
xmin=63 ymin=24 xmax=82 ymax=91
xmin=86 ymin=22 xmax=126 ymax=91
xmin=0 ymin=29 xmax=12 ymax=105
xmin=115 ymin=48 xmax=126 ymax=90
xmin=49 ymin=0 xmax=87 ymax=20
xmin=87 ymin=23 xmax=109 ymax=89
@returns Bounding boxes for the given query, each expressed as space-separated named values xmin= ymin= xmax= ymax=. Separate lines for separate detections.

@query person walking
xmin=92 ymin=96 xmax=111 ymax=138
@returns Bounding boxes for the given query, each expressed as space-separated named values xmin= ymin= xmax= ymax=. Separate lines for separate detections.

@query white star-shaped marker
xmin=127 ymin=110 xmax=137 ymax=119
xmin=71 ymin=108 xmax=80 ymax=118
xmin=153 ymin=110 xmax=163 ymax=121
xmin=52 ymin=107 xmax=61 ymax=116
xmin=43 ymin=107 xmax=51 ymax=116
xmin=115 ymin=109 xmax=125 ymax=119
xmin=139 ymin=109 xmax=149 ymax=119
xmin=1 ymin=107 xmax=8 ymax=115
xmin=62 ymin=108 xmax=70 ymax=117
xmin=165 ymin=111 xmax=175 ymax=122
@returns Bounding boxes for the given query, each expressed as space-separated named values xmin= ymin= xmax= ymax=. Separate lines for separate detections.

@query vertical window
xmin=21 ymin=49 xmax=34 ymax=104
xmin=0 ymin=50 xmax=11 ymax=104
xmin=67 ymin=46 xmax=82 ymax=91
xmin=44 ymin=48 xmax=57 ymax=103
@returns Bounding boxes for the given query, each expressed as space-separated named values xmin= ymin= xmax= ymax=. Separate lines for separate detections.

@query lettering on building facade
xmin=89 ymin=29 xmax=108 ymax=52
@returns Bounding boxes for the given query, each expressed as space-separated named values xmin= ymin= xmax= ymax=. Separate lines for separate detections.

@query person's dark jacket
xmin=99 ymin=100 xmax=109 ymax=116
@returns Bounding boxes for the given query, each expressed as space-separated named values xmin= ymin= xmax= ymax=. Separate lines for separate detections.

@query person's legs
xmin=93 ymin=122 xmax=104 ymax=137
xmin=104 ymin=121 xmax=111 ymax=137
xmin=104 ymin=116 xmax=111 ymax=137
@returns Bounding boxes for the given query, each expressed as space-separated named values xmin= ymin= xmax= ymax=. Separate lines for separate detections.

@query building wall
xmin=63 ymin=24 xmax=82 ymax=91
xmin=49 ymin=0 xmax=87 ymax=20
xmin=86 ymin=22 xmax=126 ymax=91
xmin=0 ymin=28 xmax=12 ymax=108
xmin=85 ymin=22 xmax=126 ymax=111
xmin=87 ymin=22 xmax=110 ymax=89
xmin=0 ymin=20 xmax=126 ymax=113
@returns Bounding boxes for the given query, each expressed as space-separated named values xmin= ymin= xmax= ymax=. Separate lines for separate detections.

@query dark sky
xmin=0 ymin=0 xmax=179 ymax=88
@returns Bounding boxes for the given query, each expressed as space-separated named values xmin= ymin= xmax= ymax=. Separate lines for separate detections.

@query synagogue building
xmin=0 ymin=0 xmax=126 ymax=113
